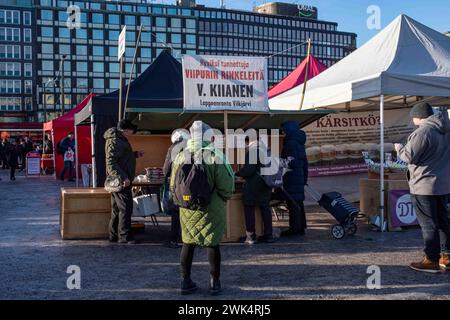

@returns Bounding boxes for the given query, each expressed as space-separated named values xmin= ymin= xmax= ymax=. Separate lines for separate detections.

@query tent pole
xmin=118 ymin=57 xmax=124 ymax=121
xmin=123 ymin=24 xmax=143 ymax=118
xmin=224 ymin=111 xmax=229 ymax=160
xmin=52 ymin=129 xmax=56 ymax=179
xmin=380 ymin=95 xmax=385 ymax=232
xmin=75 ymin=123 xmax=79 ymax=187
xmin=299 ymin=38 xmax=311 ymax=110
xmin=90 ymin=114 xmax=97 ymax=188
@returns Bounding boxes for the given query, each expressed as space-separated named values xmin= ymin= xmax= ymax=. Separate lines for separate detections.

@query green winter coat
xmin=104 ymin=128 xmax=137 ymax=183
xmin=170 ymin=140 xmax=235 ymax=246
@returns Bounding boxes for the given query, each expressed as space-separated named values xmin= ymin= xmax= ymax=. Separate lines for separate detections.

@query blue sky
xmin=174 ymin=0 xmax=450 ymax=47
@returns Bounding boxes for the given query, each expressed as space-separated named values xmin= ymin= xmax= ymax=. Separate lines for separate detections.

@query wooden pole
xmin=299 ymin=38 xmax=311 ymax=110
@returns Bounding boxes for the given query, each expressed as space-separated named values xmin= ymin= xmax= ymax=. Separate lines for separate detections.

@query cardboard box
xmin=60 ymin=188 xmax=111 ymax=239
xmin=222 ymin=193 xmax=264 ymax=242
xmin=359 ymin=178 xmax=409 ymax=231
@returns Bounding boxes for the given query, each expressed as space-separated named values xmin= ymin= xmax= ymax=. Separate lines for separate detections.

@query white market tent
xmin=270 ymin=14 xmax=450 ymax=230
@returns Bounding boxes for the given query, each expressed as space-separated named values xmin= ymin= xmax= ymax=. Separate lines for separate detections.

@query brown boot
xmin=410 ymin=256 xmax=441 ymax=273
xmin=439 ymin=254 xmax=450 ymax=270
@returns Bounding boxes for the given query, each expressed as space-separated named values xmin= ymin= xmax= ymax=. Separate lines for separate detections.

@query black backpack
xmin=172 ymin=154 xmax=212 ymax=211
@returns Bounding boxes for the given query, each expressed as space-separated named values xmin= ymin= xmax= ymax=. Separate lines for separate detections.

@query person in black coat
xmin=5 ymin=138 xmax=19 ymax=180
xmin=237 ymin=141 xmax=274 ymax=244
xmin=280 ymin=121 xmax=308 ymax=237
xmin=162 ymin=129 xmax=190 ymax=248
xmin=0 ymin=139 xmax=7 ymax=169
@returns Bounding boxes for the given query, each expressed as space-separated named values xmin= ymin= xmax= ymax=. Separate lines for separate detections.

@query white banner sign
xmin=182 ymin=55 xmax=268 ymax=111
xmin=118 ymin=26 xmax=126 ymax=61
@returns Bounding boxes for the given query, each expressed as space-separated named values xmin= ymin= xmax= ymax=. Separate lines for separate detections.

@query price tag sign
xmin=26 ymin=152 xmax=41 ymax=176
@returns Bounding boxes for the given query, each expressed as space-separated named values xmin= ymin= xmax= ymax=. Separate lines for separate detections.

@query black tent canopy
xmin=75 ymin=49 xmax=331 ymax=186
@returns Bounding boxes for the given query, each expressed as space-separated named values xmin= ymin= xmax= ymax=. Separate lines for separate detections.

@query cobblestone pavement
xmin=0 ymin=171 xmax=449 ymax=300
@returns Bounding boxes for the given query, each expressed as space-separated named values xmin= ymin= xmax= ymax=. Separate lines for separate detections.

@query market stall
xmin=269 ymin=14 xmax=450 ymax=230
xmin=71 ymin=50 xmax=331 ymax=241
xmin=43 ymin=93 xmax=94 ymax=178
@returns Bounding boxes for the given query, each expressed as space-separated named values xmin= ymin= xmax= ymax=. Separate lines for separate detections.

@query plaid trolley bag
xmin=305 ymin=185 xmax=359 ymax=239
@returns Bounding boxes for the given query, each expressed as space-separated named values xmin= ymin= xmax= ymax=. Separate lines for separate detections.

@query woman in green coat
xmin=170 ymin=121 xmax=235 ymax=295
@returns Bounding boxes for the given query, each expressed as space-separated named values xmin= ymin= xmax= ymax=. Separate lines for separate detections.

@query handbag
xmin=160 ymin=180 xmax=176 ymax=215
xmin=104 ymin=175 xmax=123 ymax=193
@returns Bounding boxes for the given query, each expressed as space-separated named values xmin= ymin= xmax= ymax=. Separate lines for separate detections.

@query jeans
xmin=60 ymin=160 xmax=74 ymax=180
xmin=286 ymin=199 xmax=307 ymax=232
xmin=411 ymin=194 xmax=450 ymax=262
xmin=180 ymin=244 xmax=221 ymax=280
xmin=109 ymin=187 xmax=134 ymax=241
xmin=244 ymin=205 xmax=273 ymax=237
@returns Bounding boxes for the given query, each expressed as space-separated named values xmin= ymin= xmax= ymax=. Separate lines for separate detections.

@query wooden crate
xmin=359 ymin=179 xmax=409 ymax=231
xmin=222 ymin=193 xmax=264 ymax=243
xmin=60 ymin=188 xmax=111 ymax=240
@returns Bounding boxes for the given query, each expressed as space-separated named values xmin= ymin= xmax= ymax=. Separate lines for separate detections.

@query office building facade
xmin=0 ymin=0 xmax=356 ymax=123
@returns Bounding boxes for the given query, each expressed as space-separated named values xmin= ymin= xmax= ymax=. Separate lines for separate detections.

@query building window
xmin=93 ymin=62 xmax=104 ymax=73
xmin=141 ymin=32 xmax=151 ymax=43
xmin=76 ymin=78 xmax=88 ymax=90
xmin=186 ymin=34 xmax=196 ymax=45
xmin=109 ymin=63 xmax=119 ymax=73
xmin=76 ymin=45 xmax=87 ymax=55
xmin=0 ymin=28 xmax=20 ymax=41
xmin=41 ymin=27 xmax=53 ymax=37
xmin=0 ymin=45 xmax=21 ymax=59
xmin=76 ymin=28 xmax=87 ymax=39
xmin=108 ymin=14 xmax=120 ymax=25
xmin=25 ymin=63 xmax=32 ymax=77
xmin=155 ymin=33 xmax=166 ymax=44
xmin=93 ymin=78 xmax=104 ymax=89
xmin=109 ymin=79 xmax=120 ymax=89
xmin=0 ymin=97 xmax=21 ymax=111
xmin=59 ymin=27 xmax=70 ymax=38
xmin=24 ymin=46 xmax=32 ymax=60
xmin=59 ymin=44 xmax=70 ymax=55
xmin=25 ymin=80 xmax=32 ymax=94
xmin=92 ymin=13 xmax=103 ymax=24
xmin=141 ymin=48 xmax=151 ymax=59
xmin=41 ymin=43 xmax=53 ymax=54
xmin=0 ymin=62 xmax=21 ymax=76
xmin=23 ymin=11 xmax=31 ymax=25
xmin=171 ymin=34 xmax=181 ymax=44
xmin=171 ymin=18 xmax=181 ymax=29
xmin=126 ymin=32 xmax=135 ymax=42
xmin=186 ymin=18 xmax=195 ymax=30
xmin=42 ymin=60 xmax=53 ymax=71
xmin=141 ymin=16 xmax=151 ymax=27
xmin=92 ymin=29 xmax=103 ymax=40
xmin=109 ymin=30 xmax=119 ymax=40
xmin=92 ymin=46 xmax=103 ymax=56
xmin=108 ymin=46 xmax=117 ymax=57
xmin=125 ymin=15 xmax=136 ymax=25
xmin=76 ymin=62 xmax=87 ymax=72
xmin=156 ymin=17 xmax=166 ymax=28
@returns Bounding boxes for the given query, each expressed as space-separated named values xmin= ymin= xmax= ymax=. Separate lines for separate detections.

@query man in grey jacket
xmin=395 ymin=102 xmax=450 ymax=273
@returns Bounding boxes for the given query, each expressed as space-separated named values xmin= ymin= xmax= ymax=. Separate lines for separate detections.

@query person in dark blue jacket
xmin=59 ymin=132 xmax=76 ymax=181
xmin=280 ymin=121 xmax=308 ymax=237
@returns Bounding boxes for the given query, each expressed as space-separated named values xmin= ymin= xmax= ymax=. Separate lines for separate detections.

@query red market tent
xmin=43 ymin=93 xmax=94 ymax=178
xmin=268 ymin=55 xmax=327 ymax=99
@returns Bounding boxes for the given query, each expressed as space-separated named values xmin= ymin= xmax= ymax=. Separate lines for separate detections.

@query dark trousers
xmin=180 ymin=243 xmax=221 ymax=280
xmin=109 ymin=187 xmax=134 ymax=241
xmin=10 ymin=164 xmax=16 ymax=179
xmin=170 ymin=209 xmax=181 ymax=242
xmin=411 ymin=194 xmax=450 ymax=262
xmin=60 ymin=160 xmax=74 ymax=179
xmin=286 ymin=199 xmax=307 ymax=232
xmin=244 ymin=205 xmax=273 ymax=236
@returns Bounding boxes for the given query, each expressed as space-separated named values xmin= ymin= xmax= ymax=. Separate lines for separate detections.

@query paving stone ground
xmin=0 ymin=170 xmax=449 ymax=300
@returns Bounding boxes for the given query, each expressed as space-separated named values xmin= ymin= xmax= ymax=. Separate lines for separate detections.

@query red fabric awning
xmin=268 ymin=55 xmax=327 ymax=99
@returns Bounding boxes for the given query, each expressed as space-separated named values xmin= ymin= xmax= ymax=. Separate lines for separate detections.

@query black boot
xmin=209 ymin=277 xmax=221 ymax=296
xmin=181 ymin=278 xmax=198 ymax=295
